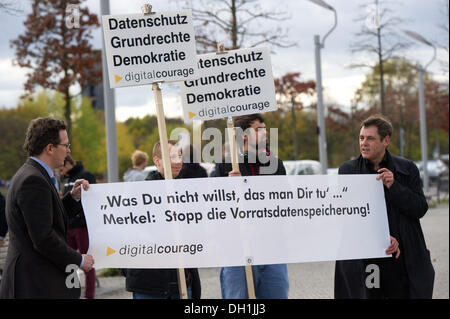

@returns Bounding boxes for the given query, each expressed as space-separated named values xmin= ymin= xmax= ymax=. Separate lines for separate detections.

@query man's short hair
xmin=64 ymin=154 xmax=75 ymax=166
xmin=233 ymin=114 xmax=264 ymax=131
xmin=131 ymin=150 xmax=148 ymax=167
xmin=152 ymin=140 xmax=178 ymax=159
xmin=23 ymin=117 xmax=67 ymax=156
xmin=361 ymin=114 xmax=393 ymax=140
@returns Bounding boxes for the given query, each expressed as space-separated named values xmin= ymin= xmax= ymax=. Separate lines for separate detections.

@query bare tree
xmin=0 ymin=0 xmax=23 ymax=14
xmin=186 ymin=0 xmax=295 ymax=52
xmin=349 ymin=0 xmax=410 ymax=115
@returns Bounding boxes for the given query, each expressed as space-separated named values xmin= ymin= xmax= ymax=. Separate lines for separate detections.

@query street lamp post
xmin=403 ymin=30 xmax=437 ymax=194
xmin=308 ymin=0 xmax=338 ymax=174
xmin=100 ymin=0 xmax=119 ymax=182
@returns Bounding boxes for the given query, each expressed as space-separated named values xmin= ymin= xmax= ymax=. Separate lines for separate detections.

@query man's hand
xmin=0 ymin=237 xmax=6 ymax=247
xmin=377 ymin=168 xmax=395 ymax=189
xmin=81 ymin=254 xmax=94 ymax=272
xmin=386 ymin=236 xmax=400 ymax=259
xmin=228 ymin=170 xmax=242 ymax=177
xmin=70 ymin=179 xmax=89 ymax=201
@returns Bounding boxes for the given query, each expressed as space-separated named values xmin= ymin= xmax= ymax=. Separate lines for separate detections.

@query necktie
xmin=51 ymin=176 xmax=57 ymax=189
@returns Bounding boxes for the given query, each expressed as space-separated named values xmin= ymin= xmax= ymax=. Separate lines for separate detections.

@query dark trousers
xmin=67 ymin=227 xmax=96 ymax=299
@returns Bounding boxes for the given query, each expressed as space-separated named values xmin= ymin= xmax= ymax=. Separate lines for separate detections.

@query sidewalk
xmin=91 ymin=204 xmax=449 ymax=299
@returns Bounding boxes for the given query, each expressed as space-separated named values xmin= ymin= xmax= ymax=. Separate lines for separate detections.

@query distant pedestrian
xmin=60 ymin=155 xmax=97 ymax=299
xmin=123 ymin=150 xmax=149 ymax=182
xmin=0 ymin=117 xmax=93 ymax=299
xmin=334 ymin=114 xmax=434 ymax=299
xmin=122 ymin=140 xmax=201 ymax=299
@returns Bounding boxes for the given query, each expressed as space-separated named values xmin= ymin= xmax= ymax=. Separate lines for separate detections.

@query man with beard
xmin=211 ymin=113 xmax=289 ymax=299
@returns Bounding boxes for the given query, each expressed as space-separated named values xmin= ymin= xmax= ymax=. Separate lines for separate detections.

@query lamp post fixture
xmin=100 ymin=0 xmax=119 ymax=182
xmin=307 ymin=0 xmax=338 ymax=174
xmin=403 ymin=30 xmax=437 ymax=194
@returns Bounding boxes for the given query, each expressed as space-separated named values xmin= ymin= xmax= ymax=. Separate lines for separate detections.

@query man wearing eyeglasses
xmin=0 ymin=117 xmax=94 ymax=299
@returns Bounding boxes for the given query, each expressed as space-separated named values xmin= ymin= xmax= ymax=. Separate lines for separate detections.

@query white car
xmin=327 ymin=167 xmax=339 ymax=175
xmin=283 ymin=160 xmax=322 ymax=175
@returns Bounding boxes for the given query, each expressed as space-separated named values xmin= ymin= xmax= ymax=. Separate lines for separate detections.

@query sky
xmin=0 ymin=0 xmax=448 ymax=122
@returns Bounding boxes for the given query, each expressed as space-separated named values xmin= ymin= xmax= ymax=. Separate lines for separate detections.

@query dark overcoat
xmin=334 ymin=151 xmax=435 ymax=298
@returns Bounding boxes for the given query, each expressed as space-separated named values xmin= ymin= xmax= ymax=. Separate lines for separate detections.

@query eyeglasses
xmin=55 ymin=143 xmax=71 ymax=149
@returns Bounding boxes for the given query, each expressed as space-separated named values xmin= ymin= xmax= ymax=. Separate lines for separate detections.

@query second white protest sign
xmin=180 ymin=46 xmax=277 ymax=122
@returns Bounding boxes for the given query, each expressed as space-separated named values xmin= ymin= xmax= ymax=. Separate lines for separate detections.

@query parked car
xmin=415 ymin=159 xmax=449 ymax=184
xmin=440 ymin=154 xmax=449 ymax=165
xmin=144 ymin=163 xmax=216 ymax=177
xmin=327 ymin=167 xmax=339 ymax=175
xmin=143 ymin=165 xmax=157 ymax=175
xmin=283 ymin=160 xmax=322 ymax=175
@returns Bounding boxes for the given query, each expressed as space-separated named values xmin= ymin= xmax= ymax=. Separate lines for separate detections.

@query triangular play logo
xmin=106 ymin=246 xmax=116 ymax=256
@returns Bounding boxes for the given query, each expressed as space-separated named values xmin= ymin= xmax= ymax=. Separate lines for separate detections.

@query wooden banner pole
xmin=226 ymin=115 xmax=256 ymax=299
xmin=217 ymin=43 xmax=255 ymax=299
xmin=144 ymin=4 xmax=187 ymax=299
xmin=152 ymin=82 xmax=188 ymax=299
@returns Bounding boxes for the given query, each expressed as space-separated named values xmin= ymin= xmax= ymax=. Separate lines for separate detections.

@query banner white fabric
xmin=81 ymin=175 xmax=390 ymax=269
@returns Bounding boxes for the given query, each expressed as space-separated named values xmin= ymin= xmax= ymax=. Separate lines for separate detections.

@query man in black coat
xmin=60 ymin=155 xmax=97 ymax=299
xmin=123 ymin=140 xmax=201 ymax=299
xmin=0 ymin=117 xmax=94 ymax=299
xmin=334 ymin=114 xmax=434 ymax=299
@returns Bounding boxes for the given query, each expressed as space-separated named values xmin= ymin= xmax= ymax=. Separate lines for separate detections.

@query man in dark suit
xmin=0 ymin=117 xmax=94 ymax=299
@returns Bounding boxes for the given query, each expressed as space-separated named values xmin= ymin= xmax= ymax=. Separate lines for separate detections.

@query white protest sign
xmin=101 ymin=10 xmax=198 ymax=88
xmin=81 ymin=175 xmax=390 ymax=269
xmin=179 ymin=46 xmax=277 ymax=122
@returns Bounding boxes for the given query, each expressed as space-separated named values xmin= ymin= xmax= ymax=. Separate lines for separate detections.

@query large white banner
xmin=81 ymin=175 xmax=390 ymax=269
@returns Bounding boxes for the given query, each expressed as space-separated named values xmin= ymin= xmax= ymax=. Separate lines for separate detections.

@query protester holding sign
xmin=334 ymin=114 xmax=434 ymax=299
xmin=211 ymin=113 xmax=289 ymax=299
xmin=122 ymin=140 xmax=201 ymax=299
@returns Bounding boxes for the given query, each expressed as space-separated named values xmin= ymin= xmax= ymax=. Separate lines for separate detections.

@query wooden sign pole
xmin=226 ymin=116 xmax=256 ymax=299
xmin=220 ymin=41 xmax=256 ymax=299
xmin=217 ymin=43 xmax=256 ymax=299
xmin=144 ymin=4 xmax=188 ymax=300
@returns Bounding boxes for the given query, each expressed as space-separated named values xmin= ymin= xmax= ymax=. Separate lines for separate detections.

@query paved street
xmin=94 ymin=204 xmax=449 ymax=299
